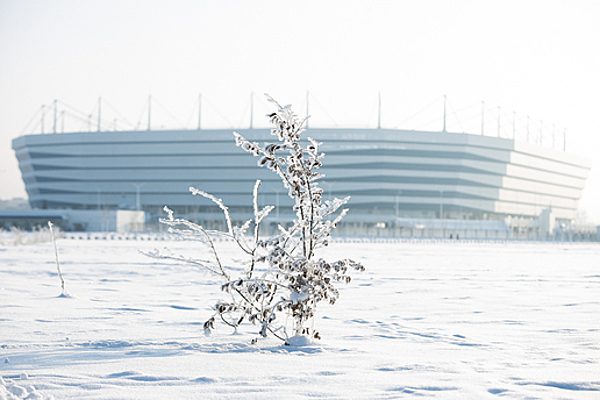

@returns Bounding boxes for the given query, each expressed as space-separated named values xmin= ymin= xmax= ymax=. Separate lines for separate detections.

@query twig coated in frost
xmin=189 ymin=186 xmax=234 ymax=236
xmin=48 ymin=221 xmax=65 ymax=295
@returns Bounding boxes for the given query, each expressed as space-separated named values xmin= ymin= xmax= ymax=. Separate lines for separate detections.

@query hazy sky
xmin=1 ymin=0 xmax=599 ymax=221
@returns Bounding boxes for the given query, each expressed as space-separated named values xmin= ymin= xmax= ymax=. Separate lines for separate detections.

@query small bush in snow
xmin=0 ymin=225 xmax=58 ymax=246
xmin=148 ymin=95 xmax=364 ymax=345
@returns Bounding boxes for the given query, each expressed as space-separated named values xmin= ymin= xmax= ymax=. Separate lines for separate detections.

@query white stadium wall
xmin=12 ymin=128 xmax=590 ymax=232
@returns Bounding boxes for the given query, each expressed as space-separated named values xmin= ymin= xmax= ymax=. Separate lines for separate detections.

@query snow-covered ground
xmin=1 ymin=238 xmax=599 ymax=399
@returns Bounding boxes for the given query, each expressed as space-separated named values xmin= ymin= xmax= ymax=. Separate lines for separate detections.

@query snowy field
xmin=1 ymin=238 xmax=599 ymax=399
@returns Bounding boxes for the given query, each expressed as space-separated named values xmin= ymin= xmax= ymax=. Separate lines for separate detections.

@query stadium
xmin=11 ymin=126 xmax=591 ymax=239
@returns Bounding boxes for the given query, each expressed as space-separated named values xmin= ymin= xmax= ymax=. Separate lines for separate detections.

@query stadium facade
xmin=12 ymin=128 xmax=591 ymax=238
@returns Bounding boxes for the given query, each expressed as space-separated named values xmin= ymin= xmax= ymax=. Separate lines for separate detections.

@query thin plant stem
xmin=48 ymin=221 xmax=65 ymax=295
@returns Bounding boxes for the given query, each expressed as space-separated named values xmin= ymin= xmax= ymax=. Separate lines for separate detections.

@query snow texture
xmin=1 ymin=238 xmax=599 ymax=399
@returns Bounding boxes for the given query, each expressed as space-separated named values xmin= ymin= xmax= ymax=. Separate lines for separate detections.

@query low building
xmin=0 ymin=209 xmax=144 ymax=232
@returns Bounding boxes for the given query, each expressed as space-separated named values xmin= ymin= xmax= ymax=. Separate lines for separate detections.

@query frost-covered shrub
xmin=148 ymin=95 xmax=364 ymax=344
xmin=0 ymin=225 xmax=60 ymax=246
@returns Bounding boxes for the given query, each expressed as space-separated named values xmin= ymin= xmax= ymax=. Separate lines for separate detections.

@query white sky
xmin=1 ymin=0 xmax=599 ymax=222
